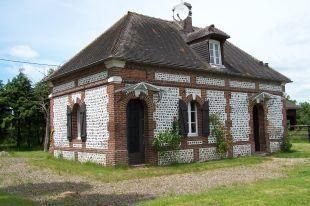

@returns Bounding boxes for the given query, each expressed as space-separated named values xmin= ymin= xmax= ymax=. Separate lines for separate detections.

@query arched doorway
xmin=253 ymin=104 xmax=266 ymax=152
xmin=127 ymin=99 xmax=146 ymax=165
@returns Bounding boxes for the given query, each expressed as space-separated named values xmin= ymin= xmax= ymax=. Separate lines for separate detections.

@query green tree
xmin=285 ymin=95 xmax=297 ymax=104
xmin=297 ymin=102 xmax=310 ymax=125
xmin=0 ymin=80 xmax=8 ymax=139
xmin=3 ymin=72 xmax=36 ymax=148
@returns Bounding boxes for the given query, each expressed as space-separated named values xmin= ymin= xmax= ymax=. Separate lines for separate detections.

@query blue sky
xmin=0 ymin=0 xmax=309 ymax=102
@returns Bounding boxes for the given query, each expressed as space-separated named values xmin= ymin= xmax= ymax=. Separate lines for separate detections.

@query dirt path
xmin=0 ymin=157 xmax=308 ymax=206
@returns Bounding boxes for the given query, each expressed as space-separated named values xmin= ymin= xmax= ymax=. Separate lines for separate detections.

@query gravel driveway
xmin=0 ymin=156 xmax=307 ymax=206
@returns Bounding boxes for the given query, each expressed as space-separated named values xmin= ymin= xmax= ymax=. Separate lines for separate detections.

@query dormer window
xmin=209 ymin=40 xmax=222 ymax=65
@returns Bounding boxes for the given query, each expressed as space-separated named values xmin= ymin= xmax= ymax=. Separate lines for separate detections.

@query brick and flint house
xmin=47 ymin=3 xmax=291 ymax=166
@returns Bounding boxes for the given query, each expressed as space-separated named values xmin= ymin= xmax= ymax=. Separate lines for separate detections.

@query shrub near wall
xmin=152 ymin=120 xmax=181 ymax=152
xmin=153 ymin=120 xmax=195 ymax=165
xmin=210 ymin=114 xmax=232 ymax=158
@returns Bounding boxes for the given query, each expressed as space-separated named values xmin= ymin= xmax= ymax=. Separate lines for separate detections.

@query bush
xmin=281 ymin=135 xmax=292 ymax=153
xmin=152 ymin=120 xmax=181 ymax=152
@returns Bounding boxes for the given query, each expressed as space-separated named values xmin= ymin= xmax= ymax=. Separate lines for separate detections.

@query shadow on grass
xmin=3 ymin=182 xmax=154 ymax=206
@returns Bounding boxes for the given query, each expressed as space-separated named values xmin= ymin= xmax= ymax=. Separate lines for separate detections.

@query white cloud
xmin=9 ymin=45 xmax=39 ymax=59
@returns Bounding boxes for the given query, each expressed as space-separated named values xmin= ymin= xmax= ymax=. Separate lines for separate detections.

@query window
xmin=209 ymin=40 xmax=222 ymax=65
xmin=67 ymin=102 xmax=86 ymax=142
xmin=188 ymin=101 xmax=198 ymax=136
xmin=72 ymin=103 xmax=82 ymax=140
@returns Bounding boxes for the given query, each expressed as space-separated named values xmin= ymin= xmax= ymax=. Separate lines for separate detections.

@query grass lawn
xmin=139 ymin=142 xmax=310 ymax=206
xmin=273 ymin=142 xmax=310 ymax=158
xmin=138 ymin=163 xmax=310 ymax=206
xmin=9 ymin=151 xmax=267 ymax=183
xmin=0 ymin=190 xmax=35 ymax=206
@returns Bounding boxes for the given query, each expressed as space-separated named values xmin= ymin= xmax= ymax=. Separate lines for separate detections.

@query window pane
xmin=210 ymin=57 xmax=214 ymax=63
xmin=209 ymin=43 xmax=213 ymax=49
xmin=191 ymin=123 xmax=196 ymax=133
xmin=215 ymin=50 xmax=219 ymax=58
xmin=215 ymin=44 xmax=219 ymax=50
xmin=216 ymin=58 xmax=220 ymax=64
xmin=210 ymin=50 xmax=214 ymax=56
xmin=191 ymin=112 xmax=195 ymax=122
xmin=191 ymin=102 xmax=195 ymax=111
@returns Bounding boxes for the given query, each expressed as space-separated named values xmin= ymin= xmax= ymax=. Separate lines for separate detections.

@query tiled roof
xmin=48 ymin=12 xmax=291 ymax=83
xmin=286 ymin=100 xmax=301 ymax=110
xmin=223 ymin=41 xmax=291 ymax=82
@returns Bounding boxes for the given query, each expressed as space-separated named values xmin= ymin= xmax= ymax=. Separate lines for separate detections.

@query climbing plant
xmin=210 ymin=113 xmax=232 ymax=157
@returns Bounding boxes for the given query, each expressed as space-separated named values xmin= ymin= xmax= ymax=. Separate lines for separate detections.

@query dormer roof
xmin=186 ymin=25 xmax=230 ymax=43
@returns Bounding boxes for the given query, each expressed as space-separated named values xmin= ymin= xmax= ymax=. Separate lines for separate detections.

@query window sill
xmin=210 ymin=64 xmax=225 ymax=69
xmin=71 ymin=139 xmax=82 ymax=143
xmin=187 ymin=133 xmax=198 ymax=138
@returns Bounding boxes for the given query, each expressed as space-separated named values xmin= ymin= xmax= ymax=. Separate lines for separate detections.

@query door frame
xmin=252 ymin=103 xmax=267 ymax=152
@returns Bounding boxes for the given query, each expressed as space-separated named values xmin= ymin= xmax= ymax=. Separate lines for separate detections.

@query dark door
xmin=127 ymin=100 xmax=145 ymax=165
xmin=253 ymin=104 xmax=266 ymax=152
xmin=253 ymin=105 xmax=260 ymax=151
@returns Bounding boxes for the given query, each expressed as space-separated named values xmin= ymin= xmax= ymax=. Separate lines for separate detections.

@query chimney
xmin=183 ymin=2 xmax=193 ymax=33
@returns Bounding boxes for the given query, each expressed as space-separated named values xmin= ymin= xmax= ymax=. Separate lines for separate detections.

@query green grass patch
xmin=273 ymin=143 xmax=310 ymax=158
xmin=0 ymin=190 xmax=35 ymax=206
xmin=9 ymin=151 xmax=267 ymax=183
xmin=139 ymin=164 xmax=310 ymax=206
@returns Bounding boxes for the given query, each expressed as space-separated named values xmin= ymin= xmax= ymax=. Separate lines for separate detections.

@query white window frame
xmin=209 ymin=40 xmax=222 ymax=66
xmin=188 ymin=101 xmax=198 ymax=137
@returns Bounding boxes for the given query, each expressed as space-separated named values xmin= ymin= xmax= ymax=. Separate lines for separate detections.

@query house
xmin=286 ymin=100 xmax=300 ymax=129
xmin=47 ymin=2 xmax=290 ymax=166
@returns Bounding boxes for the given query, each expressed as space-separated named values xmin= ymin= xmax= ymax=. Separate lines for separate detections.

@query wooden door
xmin=127 ymin=100 xmax=145 ymax=165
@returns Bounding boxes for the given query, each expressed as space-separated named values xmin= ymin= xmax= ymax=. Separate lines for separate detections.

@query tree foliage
xmin=0 ymin=72 xmax=50 ymax=150
xmin=285 ymin=95 xmax=309 ymax=125
xmin=297 ymin=102 xmax=310 ymax=125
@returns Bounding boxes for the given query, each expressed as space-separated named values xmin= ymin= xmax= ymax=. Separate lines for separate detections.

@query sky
xmin=0 ymin=0 xmax=309 ymax=102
